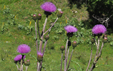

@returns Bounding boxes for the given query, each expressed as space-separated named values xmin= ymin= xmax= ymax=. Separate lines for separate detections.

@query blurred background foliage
xmin=68 ymin=0 xmax=113 ymax=33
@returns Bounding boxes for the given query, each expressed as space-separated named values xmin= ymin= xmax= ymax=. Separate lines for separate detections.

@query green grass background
xmin=0 ymin=0 xmax=113 ymax=71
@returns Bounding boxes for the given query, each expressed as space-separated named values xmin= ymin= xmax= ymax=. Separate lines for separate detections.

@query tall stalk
xmin=39 ymin=17 xmax=48 ymax=52
xmin=60 ymin=51 xmax=63 ymax=71
xmin=35 ymin=21 xmax=38 ymax=51
xmin=64 ymin=39 xmax=69 ymax=71
xmin=66 ymin=49 xmax=74 ymax=71
xmin=89 ymin=37 xmax=104 ymax=71
xmin=86 ymin=45 xmax=93 ymax=71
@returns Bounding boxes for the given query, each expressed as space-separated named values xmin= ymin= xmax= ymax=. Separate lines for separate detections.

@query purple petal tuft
xmin=92 ymin=24 xmax=107 ymax=34
xmin=14 ymin=54 xmax=26 ymax=61
xmin=64 ymin=25 xmax=78 ymax=33
xmin=17 ymin=44 xmax=31 ymax=53
xmin=37 ymin=52 xmax=43 ymax=56
xmin=40 ymin=2 xmax=56 ymax=12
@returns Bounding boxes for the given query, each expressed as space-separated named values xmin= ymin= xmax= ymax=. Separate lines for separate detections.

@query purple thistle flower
xmin=37 ymin=52 xmax=43 ymax=57
xmin=40 ymin=2 xmax=56 ymax=12
xmin=14 ymin=54 xmax=26 ymax=61
xmin=64 ymin=25 xmax=78 ymax=33
xmin=92 ymin=24 xmax=107 ymax=35
xmin=17 ymin=44 xmax=31 ymax=53
xmin=37 ymin=52 xmax=43 ymax=61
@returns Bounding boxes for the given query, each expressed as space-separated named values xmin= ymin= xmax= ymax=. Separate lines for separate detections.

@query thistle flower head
xmin=17 ymin=44 xmax=31 ymax=53
xmin=40 ymin=2 xmax=56 ymax=12
xmin=72 ymin=41 xmax=77 ymax=48
xmin=57 ymin=11 xmax=63 ymax=17
xmin=14 ymin=54 xmax=26 ymax=61
xmin=60 ymin=46 xmax=65 ymax=51
xmin=103 ymin=34 xmax=108 ymax=43
xmin=37 ymin=52 xmax=43 ymax=57
xmin=92 ymin=24 xmax=107 ymax=35
xmin=24 ymin=60 xmax=30 ymax=66
xmin=44 ymin=35 xmax=49 ymax=40
xmin=32 ymin=14 xmax=37 ymax=21
xmin=64 ymin=25 xmax=77 ymax=33
xmin=37 ymin=52 xmax=43 ymax=62
xmin=37 ymin=14 xmax=42 ymax=20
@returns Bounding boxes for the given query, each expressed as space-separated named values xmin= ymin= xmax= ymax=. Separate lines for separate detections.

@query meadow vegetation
xmin=0 ymin=0 xmax=113 ymax=71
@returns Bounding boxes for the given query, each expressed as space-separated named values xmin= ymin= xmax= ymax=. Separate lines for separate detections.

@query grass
xmin=0 ymin=0 xmax=113 ymax=71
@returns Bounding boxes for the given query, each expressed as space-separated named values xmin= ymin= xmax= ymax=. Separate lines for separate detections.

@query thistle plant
xmin=61 ymin=25 xmax=77 ymax=71
xmin=24 ymin=60 xmax=30 ymax=71
xmin=86 ymin=24 xmax=107 ymax=71
xmin=14 ymin=44 xmax=31 ymax=71
xmin=32 ymin=2 xmax=63 ymax=71
xmin=14 ymin=55 xmax=26 ymax=71
xmin=60 ymin=46 xmax=65 ymax=71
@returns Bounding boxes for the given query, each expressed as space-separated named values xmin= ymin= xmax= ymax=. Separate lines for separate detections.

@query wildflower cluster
xmin=60 ymin=25 xmax=78 ymax=71
xmin=12 ymin=1 xmax=108 ymax=71
xmin=86 ymin=24 xmax=107 ymax=71
xmin=14 ymin=44 xmax=30 ymax=71
xmin=32 ymin=2 xmax=63 ymax=71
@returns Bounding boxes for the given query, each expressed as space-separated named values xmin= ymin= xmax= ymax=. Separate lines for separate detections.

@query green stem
xmin=60 ymin=52 xmax=63 ymax=71
xmin=86 ymin=44 xmax=93 ymax=71
xmin=25 ymin=66 xmax=28 ymax=71
xmin=89 ymin=37 xmax=101 ymax=71
xmin=64 ymin=39 xmax=68 ymax=71
xmin=66 ymin=49 xmax=73 ymax=71
xmin=39 ymin=17 xmax=48 ymax=52
xmin=20 ymin=59 xmax=23 ymax=71
xmin=37 ymin=62 xmax=40 ymax=71
xmin=35 ymin=21 xmax=38 ymax=51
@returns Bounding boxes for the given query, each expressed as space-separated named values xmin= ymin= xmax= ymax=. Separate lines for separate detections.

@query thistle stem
xmin=20 ymin=59 xmax=23 ymax=71
xmin=35 ymin=21 xmax=38 ymax=51
xmin=67 ymin=47 xmax=69 ymax=62
xmin=25 ymin=66 xmax=28 ymax=71
xmin=66 ymin=49 xmax=74 ymax=71
xmin=37 ymin=62 xmax=40 ymax=71
xmin=98 ymin=42 xmax=104 ymax=57
xmin=39 ymin=17 xmax=48 ymax=52
xmin=16 ymin=64 xmax=19 ymax=71
xmin=64 ymin=39 xmax=68 ymax=71
xmin=43 ymin=17 xmax=57 ymax=54
xmin=43 ymin=17 xmax=58 ymax=35
xmin=20 ymin=55 xmax=24 ymax=71
xmin=43 ymin=41 xmax=48 ymax=55
xmin=60 ymin=52 xmax=63 ymax=71
xmin=37 ymin=20 xmax=41 ymax=38
xmin=40 ymin=27 xmax=52 ymax=70
xmin=86 ymin=45 xmax=93 ymax=71
xmin=39 ymin=40 xmax=48 ymax=71
xmin=89 ymin=38 xmax=102 ymax=71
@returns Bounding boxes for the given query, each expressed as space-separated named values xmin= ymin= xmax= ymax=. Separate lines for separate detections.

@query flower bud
xmin=37 ymin=52 xmax=43 ymax=62
xmin=104 ymin=34 xmax=107 ymax=37
xmin=24 ymin=60 xmax=30 ymax=66
xmin=103 ymin=37 xmax=107 ymax=43
xmin=72 ymin=41 xmax=77 ymax=49
xmin=91 ymin=38 xmax=95 ymax=43
xmin=60 ymin=46 xmax=65 ymax=51
xmin=32 ymin=14 xmax=37 ymax=21
xmin=57 ymin=11 xmax=63 ymax=17
xmin=37 ymin=14 xmax=42 ymax=20
xmin=44 ymin=35 xmax=49 ymax=40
